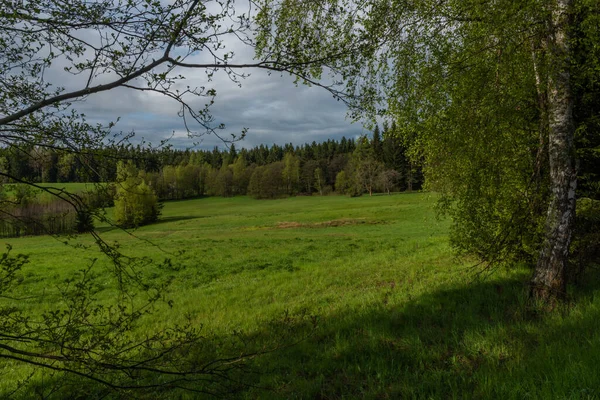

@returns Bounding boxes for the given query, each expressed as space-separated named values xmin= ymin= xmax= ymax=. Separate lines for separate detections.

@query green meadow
xmin=3 ymin=193 xmax=600 ymax=399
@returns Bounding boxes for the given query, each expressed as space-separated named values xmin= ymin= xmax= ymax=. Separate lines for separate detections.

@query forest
xmin=0 ymin=124 xmax=421 ymax=197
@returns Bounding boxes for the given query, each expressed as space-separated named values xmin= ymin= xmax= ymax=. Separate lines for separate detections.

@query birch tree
xmin=257 ymin=0 xmax=596 ymax=302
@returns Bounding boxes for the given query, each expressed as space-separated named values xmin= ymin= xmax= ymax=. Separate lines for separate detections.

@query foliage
xmin=257 ymin=0 xmax=594 ymax=285
xmin=335 ymin=170 xmax=350 ymax=194
xmin=114 ymin=162 xmax=160 ymax=228
xmin=377 ymin=169 xmax=401 ymax=195
xmin=13 ymin=184 xmax=38 ymax=206
xmin=571 ymin=198 xmax=600 ymax=281
xmin=314 ymin=167 xmax=325 ymax=196
xmin=232 ymin=154 xmax=252 ymax=195
xmin=248 ymin=162 xmax=286 ymax=199
xmin=354 ymin=158 xmax=384 ymax=197
xmin=282 ymin=152 xmax=300 ymax=195
xmin=376 ymin=1 xmax=552 ymax=266
xmin=247 ymin=165 xmax=265 ymax=199
xmin=0 ymin=133 xmax=420 ymax=201
xmin=573 ymin=0 xmax=600 ymax=201
xmin=0 ymin=198 xmax=78 ymax=238
xmin=0 ymin=184 xmax=96 ymax=237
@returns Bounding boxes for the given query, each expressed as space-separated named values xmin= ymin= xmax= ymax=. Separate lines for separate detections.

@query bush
xmin=114 ymin=162 xmax=161 ymax=228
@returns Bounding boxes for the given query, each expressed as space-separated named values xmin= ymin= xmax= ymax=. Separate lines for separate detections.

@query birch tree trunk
xmin=531 ymin=0 xmax=577 ymax=302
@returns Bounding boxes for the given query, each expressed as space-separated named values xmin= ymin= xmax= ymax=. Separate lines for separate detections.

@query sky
xmin=52 ymin=1 xmax=370 ymax=152
xmin=78 ymin=68 xmax=367 ymax=151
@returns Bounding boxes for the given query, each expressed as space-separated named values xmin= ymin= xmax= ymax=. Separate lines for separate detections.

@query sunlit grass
xmin=2 ymin=193 xmax=600 ymax=399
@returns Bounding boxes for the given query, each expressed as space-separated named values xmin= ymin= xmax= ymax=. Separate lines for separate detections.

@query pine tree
xmin=372 ymin=124 xmax=383 ymax=163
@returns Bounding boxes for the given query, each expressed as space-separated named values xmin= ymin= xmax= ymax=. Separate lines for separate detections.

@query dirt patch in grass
xmin=238 ymin=218 xmax=387 ymax=232
xmin=275 ymin=218 xmax=384 ymax=229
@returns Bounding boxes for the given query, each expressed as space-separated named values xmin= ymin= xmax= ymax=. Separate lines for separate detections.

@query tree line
xmin=0 ymin=123 xmax=423 ymax=237
xmin=0 ymin=122 xmax=423 ymax=201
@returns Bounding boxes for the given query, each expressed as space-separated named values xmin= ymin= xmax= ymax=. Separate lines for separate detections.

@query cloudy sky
xmin=51 ymin=2 xmax=370 ymax=152
xmin=79 ymin=68 xmax=367 ymax=151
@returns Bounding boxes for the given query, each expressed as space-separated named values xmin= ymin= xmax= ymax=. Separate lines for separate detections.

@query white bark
xmin=531 ymin=0 xmax=576 ymax=301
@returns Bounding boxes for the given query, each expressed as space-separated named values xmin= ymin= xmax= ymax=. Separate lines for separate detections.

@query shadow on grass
xmin=94 ymin=215 xmax=205 ymax=233
xmin=5 ymin=274 xmax=600 ymax=399
xmin=249 ymin=275 xmax=600 ymax=399
xmin=151 ymin=215 xmax=206 ymax=224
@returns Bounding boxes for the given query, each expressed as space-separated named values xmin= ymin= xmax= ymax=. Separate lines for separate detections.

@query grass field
xmin=2 ymin=193 xmax=600 ymax=399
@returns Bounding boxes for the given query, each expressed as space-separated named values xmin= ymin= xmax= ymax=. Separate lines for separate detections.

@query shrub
xmin=114 ymin=162 xmax=161 ymax=228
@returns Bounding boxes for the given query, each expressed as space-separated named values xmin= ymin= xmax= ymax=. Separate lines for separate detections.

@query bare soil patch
xmin=274 ymin=218 xmax=384 ymax=229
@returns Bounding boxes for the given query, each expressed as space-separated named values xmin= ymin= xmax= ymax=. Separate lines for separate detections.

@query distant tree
xmin=0 ymin=156 xmax=9 ymax=183
xmin=382 ymin=122 xmax=408 ymax=187
xmin=204 ymin=165 xmax=221 ymax=197
xmin=114 ymin=162 xmax=160 ymax=228
xmin=261 ymin=162 xmax=285 ymax=199
xmin=223 ymin=144 xmax=238 ymax=167
xmin=314 ymin=167 xmax=325 ymax=196
xmin=377 ymin=169 xmax=401 ymax=195
xmin=232 ymin=155 xmax=250 ymax=195
xmin=188 ymin=151 xmax=202 ymax=166
xmin=247 ymin=162 xmax=285 ymax=199
xmin=372 ymin=125 xmax=383 ymax=162
xmin=210 ymin=147 xmax=223 ymax=169
xmin=28 ymin=147 xmax=56 ymax=182
xmin=304 ymin=143 xmax=312 ymax=160
xmin=57 ymin=153 xmax=76 ymax=183
xmin=353 ymin=135 xmax=374 ymax=162
xmin=335 ymin=170 xmax=350 ymax=194
xmin=176 ymin=164 xmax=199 ymax=198
xmin=247 ymin=166 xmax=265 ymax=199
xmin=215 ymin=166 xmax=234 ymax=197
xmin=301 ymin=160 xmax=318 ymax=194
xmin=282 ymin=152 xmax=300 ymax=195
xmin=355 ymin=159 xmax=384 ymax=197
xmin=328 ymin=154 xmax=349 ymax=187
xmin=230 ymin=144 xmax=237 ymax=159
xmin=161 ymin=165 xmax=178 ymax=199
xmin=198 ymin=163 xmax=210 ymax=196
xmin=349 ymin=135 xmax=383 ymax=196
xmin=267 ymin=144 xmax=284 ymax=164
